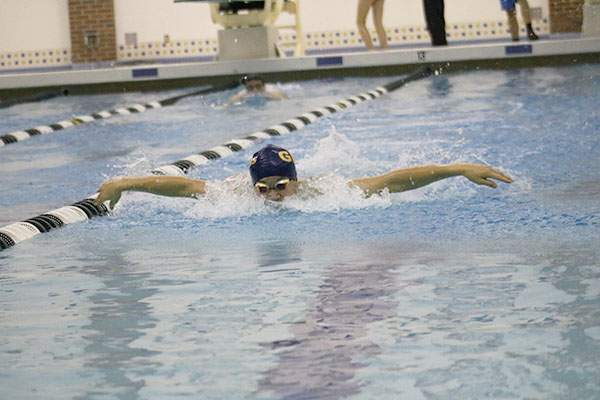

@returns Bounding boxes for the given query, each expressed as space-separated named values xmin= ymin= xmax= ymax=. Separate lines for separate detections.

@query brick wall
xmin=68 ymin=0 xmax=117 ymax=63
xmin=549 ymin=0 xmax=584 ymax=33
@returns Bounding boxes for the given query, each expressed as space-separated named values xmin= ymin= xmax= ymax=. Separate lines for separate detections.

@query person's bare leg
xmin=507 ymin=8 xmax=519 ymax=41
xmin=357 ymin=0 xmax=374 ymax=50
xmin=518 ymin=0 xmax=539 ymax=40
xmin=372 ymin=0 xmax=388 ymax=49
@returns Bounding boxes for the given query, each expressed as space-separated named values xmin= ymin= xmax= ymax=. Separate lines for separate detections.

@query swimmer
xmin=229 ymin=74 xmax=287 ymax=103
xmin=95 ymin=144 xmax=514 ymax=209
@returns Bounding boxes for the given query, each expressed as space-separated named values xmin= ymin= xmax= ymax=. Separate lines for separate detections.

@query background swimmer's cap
xmin=241 ymin=74 xmax=265 ymax=86
xmin=249 ymin=144 xmax=297 ymax=184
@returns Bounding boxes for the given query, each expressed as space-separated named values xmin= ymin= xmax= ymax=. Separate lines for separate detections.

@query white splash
xmin=298 ymin=125 xmax=383 ymax=177
xmin=186 ymin=172 xmax=269 ymax=219
xmin=181 ymin=171 xmax=391 ymax=219
xmin=285 ymin=173 xmax=392 ymax=213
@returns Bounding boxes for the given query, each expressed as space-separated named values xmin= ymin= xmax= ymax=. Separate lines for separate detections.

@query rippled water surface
xmin=1 ymin=64 xmax=599 ymax=399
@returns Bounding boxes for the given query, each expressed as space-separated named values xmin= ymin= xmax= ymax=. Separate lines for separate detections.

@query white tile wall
xmin=0 ymin=18 xmax=549 ymax=70
xmin=0 ymin=48 xmax=71 ymax=70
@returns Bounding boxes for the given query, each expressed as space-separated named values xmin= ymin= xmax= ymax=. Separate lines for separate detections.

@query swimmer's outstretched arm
xmin=95 ymin=176 xmax=206 ymax=209
xmin=266 ymin=87 xmax=288 ymax=100
xmin=229 ymin=89 xmax=247 ymax=103
xmin=351 ymin=163 xmax=513 ymax=195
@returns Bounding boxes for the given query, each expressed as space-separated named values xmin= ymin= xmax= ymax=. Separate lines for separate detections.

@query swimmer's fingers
xmin=95 ymin=180 xmax=121 ymax=210
xmin=474 ymin=177 xmax=498 ymax=188
xmin=487 ymin=168 xmax=514 ymax=184
xmin=94 ymin=190 xmax=112 ymax=209
xmin=463 ymin=165 xmax=514 ymax=188
xmin=108 ymin=193 xmax=121 ymax=210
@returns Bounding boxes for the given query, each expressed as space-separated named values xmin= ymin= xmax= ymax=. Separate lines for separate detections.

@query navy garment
xmin=423 ymin=0 xmax=448 ymax=46
xmin=501 ymin=0 xmax=517 ymax=11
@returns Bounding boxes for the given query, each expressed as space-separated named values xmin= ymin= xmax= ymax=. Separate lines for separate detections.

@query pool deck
xmin=1 ymin=35 xmax=599 ymax=101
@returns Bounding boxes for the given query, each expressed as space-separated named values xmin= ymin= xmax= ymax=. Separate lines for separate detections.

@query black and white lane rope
xmin=0 ymin=80 xmax=239 ymax=147
xmin=0 ymin=195 xmax=108 ymax=250
xmin=0 ymin=66 xmax=432 ymax=251
xmin=152 ymin=66 xmax=432 ymax=175
xmin=0 ymin=103 xmax=163 ymax=147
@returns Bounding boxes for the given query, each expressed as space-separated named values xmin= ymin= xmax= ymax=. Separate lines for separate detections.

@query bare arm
xmin=266 ymin=86 xmax=288 ymax=100
xmin=351 ymin=163 xmax=513 ymax=195
xmin=95 ymin=176 xmax=206 ymax=209
xmin=229 ymin=89 xmax=248 ymax=103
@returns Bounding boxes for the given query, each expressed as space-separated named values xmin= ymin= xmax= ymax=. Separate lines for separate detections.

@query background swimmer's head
xmin=241 ymin=74 xmax=265 ymax=92
xmin=249 ymin=144 xmax=297 ymax=184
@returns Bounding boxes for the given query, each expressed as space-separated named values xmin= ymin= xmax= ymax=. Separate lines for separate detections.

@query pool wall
xmin=1 ymin=36 xmax=599 ymax=101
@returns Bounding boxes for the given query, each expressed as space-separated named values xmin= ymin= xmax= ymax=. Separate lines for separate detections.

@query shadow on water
xmin=256 ymin=245 xmax=399 ymax=400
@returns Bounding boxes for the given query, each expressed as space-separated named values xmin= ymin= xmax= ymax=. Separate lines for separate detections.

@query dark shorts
xmin=501 ymin=0 xmax=517 ymax=11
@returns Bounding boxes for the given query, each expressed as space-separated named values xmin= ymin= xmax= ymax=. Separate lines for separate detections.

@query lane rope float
xmin=0 ymin=195 xmax=108 ymax=250
xmin=152 ymin=66 xmax=432 ymax=175
xmin=0 ymin=66 xmax=432 ymax=251
xmin=0 ymin=80 xmax=239 ymax=148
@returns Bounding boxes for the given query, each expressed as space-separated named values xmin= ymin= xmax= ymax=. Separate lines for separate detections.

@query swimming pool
xmin=1 ymin=64 xmax=599 ymax=399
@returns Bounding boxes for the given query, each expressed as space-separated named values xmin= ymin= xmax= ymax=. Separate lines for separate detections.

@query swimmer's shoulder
xmin=295 ymin=178 xmax=324 ymax=196
xmin=265 ymin=85 xmax=288 ymax=100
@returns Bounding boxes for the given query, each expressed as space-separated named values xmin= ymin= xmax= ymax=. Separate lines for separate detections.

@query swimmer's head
xmin=249 ymin=144 xmax=297 ymax=185
xmin=241 ymin=74 xmax=265 ymax=92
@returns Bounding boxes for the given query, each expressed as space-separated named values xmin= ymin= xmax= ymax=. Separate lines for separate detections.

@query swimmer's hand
xmin=96 ymin=178 xmax=125 ymax=210
xmin=458 ymin=163 xmax=514 ymax=188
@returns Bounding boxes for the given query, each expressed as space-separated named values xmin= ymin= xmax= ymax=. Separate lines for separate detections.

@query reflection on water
xmin=1 ymin=237 xmax=599 ymax=399
xmin=78 ymin=251 xmax=160 ymax=399
xmin=73 ymin=243 xmax=204 ymax=399
xmin=256 ymin=240 xmax=303 ymax=271
xmin=255 ymin=240 xmax=600 ymax=399
xmin=427 ymin=75 xmax=453 ymax=98
xmin=258 ymin=255 xmax=398 ymax=399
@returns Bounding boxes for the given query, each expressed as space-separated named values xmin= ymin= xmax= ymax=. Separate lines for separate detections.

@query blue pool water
xmin=1 ymin=64 xmax=599 ymax=399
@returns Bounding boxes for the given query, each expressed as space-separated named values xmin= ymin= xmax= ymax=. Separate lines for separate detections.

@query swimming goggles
xmin=254 ymin=178 xmax=290 ymax=193
xmin=246 ymin=83 xmax=264 ymax=91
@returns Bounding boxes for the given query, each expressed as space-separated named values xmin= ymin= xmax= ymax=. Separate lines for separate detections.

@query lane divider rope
xmin=0 ymin=81 xmax=239 ymax=148
xmin=0 ymin=103 xmax=163 ymax=147
xmin=0 ymin=66 xmax=432 ymax=251
xmin=152 ymin=66 xmax=432 ymax=175
xmin=0 ymin=195 xmax=108 ymax=250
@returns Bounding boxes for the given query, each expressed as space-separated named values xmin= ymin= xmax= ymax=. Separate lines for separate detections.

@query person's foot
xmin=527 ymin=25 xmax=539 ymax=41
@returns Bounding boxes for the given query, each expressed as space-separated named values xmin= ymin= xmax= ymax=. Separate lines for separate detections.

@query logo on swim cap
xmin=278 ymin=151 xmax=293 ymax=163
xmin=249 ymin=144 xmax=297 ymax=184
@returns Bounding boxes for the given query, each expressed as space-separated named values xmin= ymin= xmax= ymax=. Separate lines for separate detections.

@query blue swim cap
xmin=249 ymin=144 xmax=297 ymax=184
